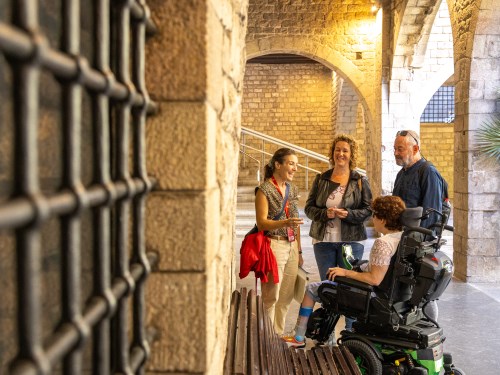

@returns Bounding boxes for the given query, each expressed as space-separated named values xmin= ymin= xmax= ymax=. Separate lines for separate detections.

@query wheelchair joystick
xmin=341 ymin=244 xmax=356 ymax=270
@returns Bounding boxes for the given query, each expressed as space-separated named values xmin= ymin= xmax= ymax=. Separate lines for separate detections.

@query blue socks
xmin=294 ymin=307 xmax=313 ymax=341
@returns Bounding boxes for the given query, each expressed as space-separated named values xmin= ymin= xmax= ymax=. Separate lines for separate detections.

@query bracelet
xmin=298 ymin=250 xmax=303 ymax=254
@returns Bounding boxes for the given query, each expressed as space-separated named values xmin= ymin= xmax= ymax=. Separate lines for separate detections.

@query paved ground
xmin=234 ymin=198 xmax=500 ymax=374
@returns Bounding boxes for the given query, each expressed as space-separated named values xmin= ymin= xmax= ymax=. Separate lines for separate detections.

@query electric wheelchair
xmin=305 ymin=205 xmax=465 ymax=375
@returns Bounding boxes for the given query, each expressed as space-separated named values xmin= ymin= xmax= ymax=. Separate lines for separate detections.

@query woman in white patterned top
xmin=282 ymin=195 xmax=406 ymax=347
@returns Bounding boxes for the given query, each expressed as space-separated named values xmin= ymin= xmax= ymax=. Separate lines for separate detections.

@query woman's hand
xmin=286 ymin=217 xmax=303 ymax=229
xmin=327 ymin=207 xmax=347 ymax=219
xmin=327 ymin=267 xmax=347 ymax=281
xmin=326 ymin=207 xmax=336 ymax=219
xmin=298 ymin=252 xmax=304 ymax=267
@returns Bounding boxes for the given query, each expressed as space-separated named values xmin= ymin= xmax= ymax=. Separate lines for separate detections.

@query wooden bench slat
xmin=288 ymin=347 xmax=303 ymax=375
xmin=264 ymin=303 xmax=281 ymax=374
xmin=256 ymin=294 xmax=269 ymax=374
xmin=224 ymin=290 xmax=241 ymax=374
xmin=297 ymin=349 xmax=311 ymax=375
xmin=281 ymin=340 xmax=294 ymax=374
xmin=321 ymin=346 xmax=341 ymax=375
xmin=234 ymin=288 xmax=248 ymax=374
xmin=305 ymin=349 xmax=320 ymax=375
xmin=247 ymin=290 xmax=260 ymax=375
xmin=225 ymin=288 xmax=360 ymax=375
xmin=332 ymin=346 xmax=352 ymax=374
xmin=311 ymin=347 xmax=332 ymax=375
xmin=341 ymin=345 xmax=363 ymax=375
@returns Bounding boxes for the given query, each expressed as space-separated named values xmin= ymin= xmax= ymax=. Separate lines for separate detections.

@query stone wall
xmin=337 ymin=81 xmax=367 ymax=170
xmin=144 ymin=0 xmax=248 ymax=373
xmin=242 ymin=63 xmax=334 ymax=190
xmin=449 ymin=0 xmax=500 ymax=282
xmin=420 ymin=122 xmax=454 ymax=200
xmin=247 ymin=0 xmax=378 ymax=79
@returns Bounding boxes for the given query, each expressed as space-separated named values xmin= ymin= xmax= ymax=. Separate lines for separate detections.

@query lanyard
xmin=271 ymin=176 xmax=290 ymax=218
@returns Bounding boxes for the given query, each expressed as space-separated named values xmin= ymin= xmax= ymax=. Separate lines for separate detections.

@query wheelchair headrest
xmin=400 ymin=207 xmax=423 ymax=228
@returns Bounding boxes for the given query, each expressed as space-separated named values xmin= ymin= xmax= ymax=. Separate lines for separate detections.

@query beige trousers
xmin=261 ymin=238 xmax=299 ymax=334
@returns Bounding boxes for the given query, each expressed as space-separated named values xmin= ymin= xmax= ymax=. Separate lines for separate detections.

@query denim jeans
xmin=313 ymin=242 xmax=364 ymax=281
xmin=313 ymin=241 xmax=364 ymax=329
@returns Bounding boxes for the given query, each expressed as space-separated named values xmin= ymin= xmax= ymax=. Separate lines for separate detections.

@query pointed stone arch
xmin=382 ymin=0 xmax=455 ymax=194
xmin=246 ymin=36 xmax=382 ymax=195
xmin=246 ymin=37 xmax=375 ymax=122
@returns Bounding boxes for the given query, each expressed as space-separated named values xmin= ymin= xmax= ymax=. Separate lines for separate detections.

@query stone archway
xmin=382 ymin=0 xmax=455 ymax=194
xmin=246 ymin=36 xmax=382 ymax=196
xmin=246 ymin=37 xmax=376 ymax=123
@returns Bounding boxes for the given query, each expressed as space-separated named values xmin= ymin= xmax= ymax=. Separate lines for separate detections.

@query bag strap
xmin=418 ymin=160 xmax=448 ymax=199
xmin=272 ymin=183 xmax=290 ymax=220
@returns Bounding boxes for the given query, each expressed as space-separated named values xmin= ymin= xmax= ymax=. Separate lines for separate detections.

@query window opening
xmin=420 ymin=86 xmax=455 ymax=123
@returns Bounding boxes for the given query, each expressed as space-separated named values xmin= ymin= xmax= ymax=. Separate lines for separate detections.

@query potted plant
xmin=476 ymin=87 xmax=500 ymax=162
xmin=476 ymin=115 xmax=500 ymax=162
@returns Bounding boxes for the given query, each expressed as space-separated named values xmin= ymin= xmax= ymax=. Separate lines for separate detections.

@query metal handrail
xmin=242 ymin=127 xmax=329 ymax=163
xmin=240 ymin=127 xmax=329 ymax=188
xmin=241 ymin=144 xmax=322 ymax=175
xmin=239 ymin=149 xmax=261 ymax=183
xmin=240 ymin=127 xmax=366 ymax=189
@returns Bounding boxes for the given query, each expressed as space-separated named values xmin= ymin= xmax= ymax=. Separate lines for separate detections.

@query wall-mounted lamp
xmin=371 ymin=0 xmax=381 ymax=14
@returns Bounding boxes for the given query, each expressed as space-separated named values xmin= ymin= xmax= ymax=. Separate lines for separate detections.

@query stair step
xmin=238 ymin=178 xmax=259 ymax=187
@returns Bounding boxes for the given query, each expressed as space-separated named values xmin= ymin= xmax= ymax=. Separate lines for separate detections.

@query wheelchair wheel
xmin=342 ymin=339 xmax=382 ymax=375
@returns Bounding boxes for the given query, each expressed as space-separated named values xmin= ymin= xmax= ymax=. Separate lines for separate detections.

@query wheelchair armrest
xmin=334 ymin=276 xmax=374 ymax=292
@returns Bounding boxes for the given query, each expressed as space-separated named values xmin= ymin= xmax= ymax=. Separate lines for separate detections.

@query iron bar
xmin=132 ymin=2 xmax=152 ymax=372
xmin=60 ymin=0 xmax=86 ymax=373
xmin=0 ymin=22 xmax=155 ymax=111
xmin=0 ymin=179 xmax=148 ymax=229
xmin=1 ymin=0 xmax=157 ymax=373
xmin=10 ymin=0 xmax=48 ymax=373
xmin=91 ymin=0 xmax=113 ymax=373
xmin=113 ymin=1 xmax=134 ymax=374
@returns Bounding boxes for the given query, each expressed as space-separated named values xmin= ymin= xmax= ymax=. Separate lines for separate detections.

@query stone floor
xmin=234 ymin=199 xmax=500 ymax=374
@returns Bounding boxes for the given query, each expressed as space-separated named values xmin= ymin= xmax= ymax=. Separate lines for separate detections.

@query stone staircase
xmin=237 ymin=165 xmax=259 ymax=204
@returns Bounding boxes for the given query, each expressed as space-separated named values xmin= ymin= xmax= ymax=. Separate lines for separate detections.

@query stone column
xmin=451 ymin=0 xmax=500 ymax=282
xmin=144 ymin=1 xmax=248 ymax=373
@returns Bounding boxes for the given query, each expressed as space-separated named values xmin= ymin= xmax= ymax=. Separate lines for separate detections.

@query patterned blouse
xmin=365 ymin=232 xmax=402 ymax=272
xmin=258 ymin=179 xmax=300 ymax=237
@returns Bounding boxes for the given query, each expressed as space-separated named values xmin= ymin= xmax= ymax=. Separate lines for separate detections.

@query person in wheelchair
xmin=282 ymin=195 xmax=406 ymax=348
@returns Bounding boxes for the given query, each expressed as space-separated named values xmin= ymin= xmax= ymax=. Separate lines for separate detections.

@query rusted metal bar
xmin=1 ymin=0 xmax=156 ymax=373
xmin=60 ymin=0 xmax=86 ymax=373
xmin=10 ymin=0 xmax=47 ymax=373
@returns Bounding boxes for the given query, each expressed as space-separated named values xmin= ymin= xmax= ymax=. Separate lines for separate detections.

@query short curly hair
xmin=329 ymin=134 xmax=359 ymax=170
xmin=371 ymin=196 xmax=406 ymax=231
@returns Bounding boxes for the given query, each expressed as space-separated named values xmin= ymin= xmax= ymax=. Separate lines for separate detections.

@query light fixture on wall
xmin=371 ymin=0 xmax=381 ymax=14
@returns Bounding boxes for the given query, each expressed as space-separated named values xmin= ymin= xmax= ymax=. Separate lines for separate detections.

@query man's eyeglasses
xmin=397 ymin=130 xmax=419 ymax=146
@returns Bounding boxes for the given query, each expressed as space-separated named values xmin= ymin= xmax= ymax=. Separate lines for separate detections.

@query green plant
xmin=476 ymin=116 xmax=500 ymax=162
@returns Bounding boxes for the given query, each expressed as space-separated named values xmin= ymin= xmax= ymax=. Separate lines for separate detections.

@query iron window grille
xmin=420 ymin=86 xmax=455 ymax=123
xmin=0 ymin=1 xmax=156 ymax=374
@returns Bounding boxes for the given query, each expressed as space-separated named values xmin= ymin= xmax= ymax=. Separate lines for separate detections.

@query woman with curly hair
xmin=282 ymin=195 xmax=406 ymax=348
xmin=304 ymin=134 xmax=372 ymax=329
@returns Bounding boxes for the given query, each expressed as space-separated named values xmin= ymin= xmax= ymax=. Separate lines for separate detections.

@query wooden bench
xmin=224 ymin=288 xmax=362 ymax=375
